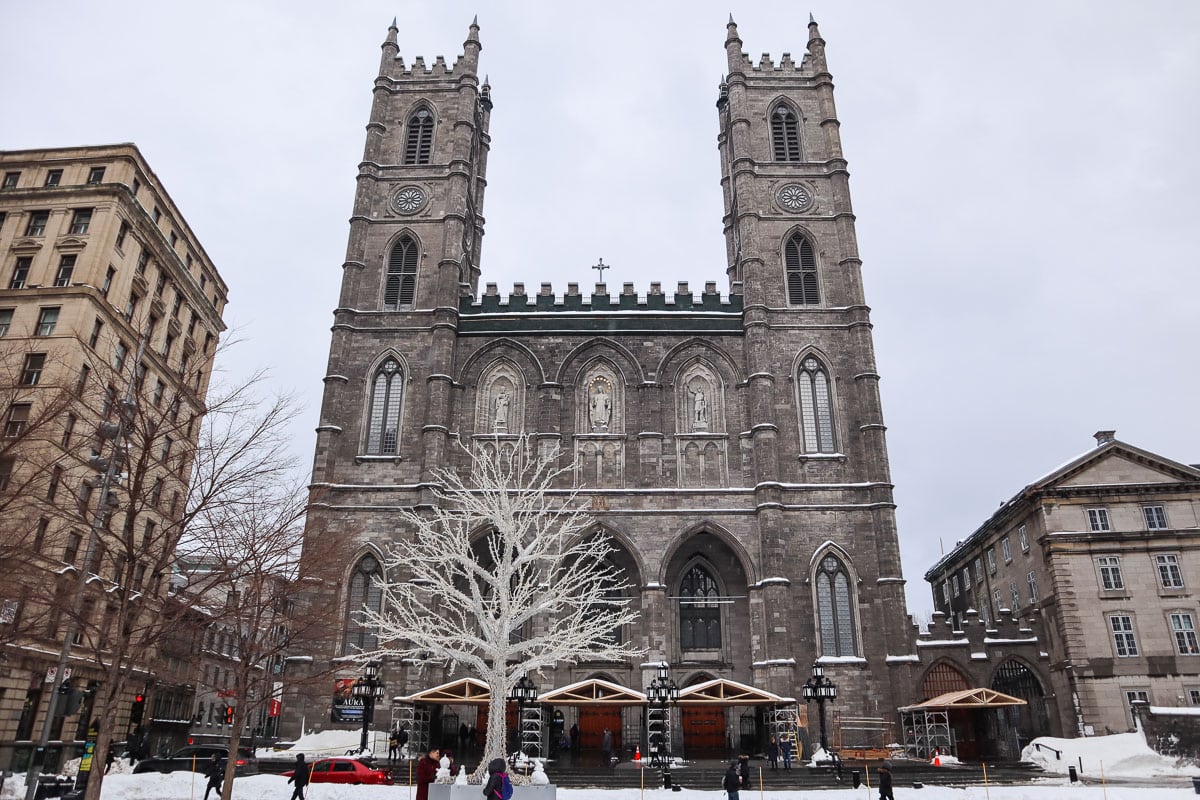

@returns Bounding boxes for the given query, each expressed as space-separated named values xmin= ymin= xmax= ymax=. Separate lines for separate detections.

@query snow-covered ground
xmin=3 ymin=729 xmax=1196 ymax=800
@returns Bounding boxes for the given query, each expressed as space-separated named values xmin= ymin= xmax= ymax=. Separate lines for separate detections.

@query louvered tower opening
xmin=384 ymin=236 xmax=418 ymax=309
xmin=403 ymin=109 xmax=434 ymax=165
xmin=771 ymin=106 xmax=801 ymax=162
xmin=784 ymin=235 xmax=819 ymax=305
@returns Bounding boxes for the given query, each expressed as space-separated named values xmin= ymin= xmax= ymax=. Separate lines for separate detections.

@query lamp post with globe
xmin=800 ymin=662 xmax=837 ymax=753
xmin=352 ymin=661 xmax=387 ymax=755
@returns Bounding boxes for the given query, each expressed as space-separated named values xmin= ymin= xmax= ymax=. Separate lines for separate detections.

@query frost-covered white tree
xmin=359 ymin=439 xmax=642 ymax=777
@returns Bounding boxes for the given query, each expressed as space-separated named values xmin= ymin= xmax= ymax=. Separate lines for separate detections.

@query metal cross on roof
xmin=592 ymin=258 xmax=610 ymax=281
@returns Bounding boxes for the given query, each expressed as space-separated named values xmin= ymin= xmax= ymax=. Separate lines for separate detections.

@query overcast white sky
xmin=3 ymin=1 xmax=1198 ymax=614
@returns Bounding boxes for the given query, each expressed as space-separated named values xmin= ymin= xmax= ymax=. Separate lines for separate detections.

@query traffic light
xmin=224 ymin=706 xmax=234 ymax=724
xmin=129 ymin=694 xmax=145 ymax=726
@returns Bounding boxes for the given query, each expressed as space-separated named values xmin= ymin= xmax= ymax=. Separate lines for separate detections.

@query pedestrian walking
xmin=601 ymin=728 xmax=613 ymax=768
xmin=723 ymin=760 xmax=741 ymax=800
xmin=416 ymin=747 xmax=440 ymax=800
xmin=767 ymin=736 xmax=779 ymax=770
xmin=203 ymin=754 xmax=223 ymax=800
xmin=482 ymin=757 xmax=507 ymax=799
xmin=737 ymin=753 xmax=751 ymax=790
xmin=388 ymin=727 xmax=401 ymax=764
xmin=878 ymin=759 xmax=895 ymax=800
xmin=287 ymin=753 xmax=310 ymax=800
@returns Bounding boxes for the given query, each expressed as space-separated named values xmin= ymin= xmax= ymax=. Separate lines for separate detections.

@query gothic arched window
xmin=384 ymin=235 xmax=418 ymax=309
xmin=771 ymin=105 xmax=802 ymax=162
xmin=815 ymin=554 xmax=856 ymax=657
xmin=797 ymin=356 xmax=835 ymax=453
xmin=344 ymin=554 xmax=383 ymax=653
xmin=366 ymin=358 xmax=403 ymax=455
xmin=680 ymin=564 xmax=721 ymax=649
xmin=784 ymin=234 xmax=820 ymax=305
xmin=404 ymin=108 xmax=434 ymax=165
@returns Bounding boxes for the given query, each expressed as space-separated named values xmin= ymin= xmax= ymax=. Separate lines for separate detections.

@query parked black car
xmin=132 ymin=745 xmax=258 ymax=776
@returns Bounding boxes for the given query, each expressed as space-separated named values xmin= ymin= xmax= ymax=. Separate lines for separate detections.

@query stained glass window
xmin=815 ymin=554 xmax=856 ymax=656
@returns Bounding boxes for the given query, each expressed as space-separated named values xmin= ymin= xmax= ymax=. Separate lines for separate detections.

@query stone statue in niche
xmin=493 ymin=390 xmax=510 ymax=430
xmin=691 ymin=388 xmax=708 ymax=430
xmin=589 ymin=382 xmax=612 ymax=430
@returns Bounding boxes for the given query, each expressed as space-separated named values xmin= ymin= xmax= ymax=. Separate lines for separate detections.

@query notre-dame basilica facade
xmin=291 ymin=17 xmax=1051 ymax=755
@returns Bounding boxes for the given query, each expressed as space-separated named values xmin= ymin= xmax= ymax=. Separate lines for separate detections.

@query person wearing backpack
xmin=482 ymin=757 xmax=513 ymax=800
xmin=723 ymin=760 xmax=741 ymax=800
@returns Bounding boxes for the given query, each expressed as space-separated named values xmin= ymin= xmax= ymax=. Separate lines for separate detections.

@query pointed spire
xmin=384 ymin=16 xmax=398 ymax=47
xmin=391 ymin=16 xmax=398 ymax=29
xmin=467 ymin=14 xmax=480 ymax=42
xmin=809 ymin=12 xmax=816 ymax=24
xmin=463 ymin=15 xmax=482 ymax=72
xmin=725 ymin=13 xmax=743 ymax=70
xmin=728 ymin=13 xmax=735 ymax=25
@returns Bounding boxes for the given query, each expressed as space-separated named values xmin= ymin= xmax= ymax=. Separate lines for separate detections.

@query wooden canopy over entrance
xmin=538 ymin=677 xmax=646 ymax=706
xmin=899 ymin=687 xmax=1027 ymax=711
xmin=398 ymin=677 xmax=491 ymax=706
xmin=678 ymin=678 xmax=791 ymax=706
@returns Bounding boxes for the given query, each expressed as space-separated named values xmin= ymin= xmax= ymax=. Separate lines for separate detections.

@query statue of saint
xmin=693 ymin=388 xmax=708 ymax=428
xmin=589 ymin=384 xmax=612 ymax=429
xmin=493 ymin=390 xmax=510 ymax=429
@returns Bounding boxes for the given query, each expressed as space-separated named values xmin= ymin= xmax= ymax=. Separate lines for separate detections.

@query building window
xmin=1009 ymin=581 xmax=1020 ymax=610
xmin=1097 ymin=556 xmax=1124 ymax=590
xmin=101 ymin=267 xmax=116 ymax=296
xmin=1170 ymin=613 xmax=1200 ymax=655
xmin=45 ymin=170 xmax=62 ymax=187
xmin=124 ymin=293 xmax=140 ymax=322
xmin=25 ymin=211 xmax=49 ymax=237
xmin=0 ymin=456 xmax=13 ymax=491
xmin=1001 ymin=536 xmax=1012 ymax=563
xmin=784 ymin=233 xmax=820 ymax=305
xmin=1019 ymin=525 xmax=1029 ymax=552
xmin=951 ymin=574 xmax=960 ymax=597
xmin=87 ymin=167 xmax=106 ymax=185
xmin=993 ymin=589 xmax=1003 ymax=614
xmin=1143 ymin=505 xmax=1168 ymax=531
xmin=113 ymin=341 xmax=129 ymax=373
xmin=54 ymin=255 xmax=76 ymax=287
xmin=152 ymin=207 xmax=161 ymax=224
xmin=9 ymin=257 xmax=31 ymax=289
xmin=0 ymin=309 xmax=11 ymax=337
xmin=974 ymin=557 xmax=983 ymax=584
xmin=680 ymin=563 xmax=722 ymax=650
xmin=1109 ymin=615 xmax=1139 ymax=657
xmin=815 ymin=554 xmax=856 ymax=656
xmin=62 ymin=414 xmax=76 ymax=448
xmin=961 ymin=567 xmax=971 ymax=595
xmin=21 ymin=353 xmax=45 ymax=386
xmin=2 ymin=172 xmax=19 ymax=189
xmin=344 ymin=554 xmax=383 ymax=653
xmin=1087 ymin=508 xmax=1112 ymax=532
xmin=986 ymin=547 xmax=997 ymax=574
xmin=76 ymin=364 xmax=90 ymax=395
xmin=47 ymin=466 xmax=62 ymax=501
xmin=152 ymin=379 xmax=165 ymax=407
xmin=366 ymin=358 xmax=404 ymax=455
xmin=169 ymin=231 xmax=178 ymax=248
xmin=63 ymin=531 xmax=82 ymax=564
xmin=770 ymin=104 xmax=802 ymax=161
xmin=403 ymin=108 xmax=434 ymax=165
xmin=1027 ymin=571 xmax=1038 ymax=604
xmin=797 ymin=356 xmax=835 ymax=453
xmin=35 ymin=307 xmax=59 ymax=336
xmin=941 ymin=581 xmax=950 ymax=605
xmin=160 ymin=436 xmax=172 ymax=461
xmin=1156 ymin=554 xmax=1185 ymax=589
xmin=1188 ymin=688 xmax=1200 ymax=706
xmin=68 ymin=208 xmax=93 ymax=235
xmin=4 ymin=403 xmax=31 ymax=437
xmin=136 ymin=250 xmax=149 ymax=274
xmin=383 ymin=235 xmax=418 ymax=309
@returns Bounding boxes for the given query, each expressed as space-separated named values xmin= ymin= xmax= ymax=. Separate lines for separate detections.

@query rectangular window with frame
xmin=62 ymin=413 xmax=76 ymax=448
xmin=44 ymin=169 xmax=62 ymax=187
xmin=136 ymin=250 xmax=149 ymax=274
xmin=1019 ymin=524 xmax=1030 ymax=552
xmin=1009 ymin=581 xmax=1021 ymax=610
xmin=2 ymin=171 xmax=19 ymax=189
xmin=1143 ymin=505 xmax=1168 ymax=531
xmin=25 ymin=210 xmax=49 ymax=236
xmin=87 ymin=167 xmax=106 ymax=185
xmin=1156 ymin=553 xmax=1185 ymax=589
xmin=1088 ymin=508 xmax=1112 ymax=532
xmin=0 ymin=456 xmax=13 ymax=491
xmin=1001 ymin=536 xmax=1012 ymax=563
xmin=951 ymin=574 xmax=960 ymax=597
xmin=974 ymin=557 xmax=984 ymax=584
xmin=35 ymin=307 xmax=59 ymax=336
xmin=76 ymin=364 xmax=90 ymax=395
xmin=1189 ymin=688 xmax=1200 ymax=706
xmin=986 ymin=547 xmax=997 ymax=574
xmin=1171 ymin=613 xmax=1200 ymax=655
xmin=21 ymin=353 xmax=46 ymax=386
xmin=10 ymin=257 xmax=32 ymax=289
xmin=33 ymin=518 xmax=48 ymax=552
xmin=47 ymin=466 xmax=62 ymax=501
xmin=0 ymin=308 xmax=13 ymax=336
xmin=1027 ymin=570 xmax=1038 ymax=603
xmin=1097 ymin=555 xmax=1124 ymax=590
xmin=53 ymin=255 xmax=75 ymax=287
xmin=69 ymin=208 xmax=93 ymax=235
xmin=113 ymin=341 xmax=129 ymax=373
xmin=124 ymin=293 xmax=140 ymax=322
xmin=961 ymin=567 xmax=971 ymax=594
xmin=4 ymin=403 xmax=31 ymax=437
xmin=88 ymin=318 xmax=103 ymax=348
xmin=1110 ymin=615 xmax=1139 ymax=657
xmin=63 ymin=531 xmax=82 ymax=564
xmin=993 ymin=589 xmax=1003 ymax=614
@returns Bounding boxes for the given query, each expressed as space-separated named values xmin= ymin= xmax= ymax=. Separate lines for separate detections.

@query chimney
xmin=1094 ymin=430 xmax=1116 ymax=446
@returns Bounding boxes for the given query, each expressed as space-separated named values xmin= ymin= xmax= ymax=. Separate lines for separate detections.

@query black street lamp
xmin=508 ymin=674 xmax=538 ymax=756
xmin=352 ymin=661 xmax=386 ymax=755
xmin=800 ymin=662 xmax=838 ymax=753
xmin=645 ymin=663 xmax=679 ymax=768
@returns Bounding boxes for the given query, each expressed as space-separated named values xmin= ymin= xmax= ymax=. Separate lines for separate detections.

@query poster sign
xmin=331 ymin=679 xmax=364 ymax=723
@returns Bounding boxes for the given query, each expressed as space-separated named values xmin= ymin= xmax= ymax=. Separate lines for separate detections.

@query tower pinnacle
xmin=463 ymin=15 xmax=482 ymax=71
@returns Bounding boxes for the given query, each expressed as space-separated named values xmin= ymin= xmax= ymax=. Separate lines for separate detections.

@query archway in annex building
xmin=990 ymin=659 xmax=1050 ymax=752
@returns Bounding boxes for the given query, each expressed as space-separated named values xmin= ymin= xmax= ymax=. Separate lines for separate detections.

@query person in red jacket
xmin=416 ymin=747 xmax=441 ymax=800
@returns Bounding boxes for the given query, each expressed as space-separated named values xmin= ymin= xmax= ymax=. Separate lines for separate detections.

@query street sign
xmin=44 ymin=666 xmax=72 ymax=683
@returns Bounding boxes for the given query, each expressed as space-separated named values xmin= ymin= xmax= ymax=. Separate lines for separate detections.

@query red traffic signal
xmin=129 ymin=693 xmax=146 ymax=725
xmin=224 ymin=706 xmax=234 ymax=724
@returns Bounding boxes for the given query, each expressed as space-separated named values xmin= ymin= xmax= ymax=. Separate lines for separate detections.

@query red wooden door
xmin=578 ymin=706 xmax=621 ymax=751
xmin=682 ymin=706 xmax=727 ymax=754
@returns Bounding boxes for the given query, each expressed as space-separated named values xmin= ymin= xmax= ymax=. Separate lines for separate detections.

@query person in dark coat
xmin=767 ymin=736 xmax=779 ymax=770
xmin=601 ymin=728 xmax=613 ymax=768
xmin=737 ymin=753 xmax=751 ymax=790
xmin=723 ymin=761 xmax=742 ymax=800
xmin=569 ymin=723 xmax=580 ymax=751
xmin=203 ymin=754 xmax=223 ymax=800
xmin=287 ymin=754 xmax=310 ymax=800
xmin=415 ymin=747 xmax=441 ymax=800
xmin=781 ymin=735 xmax=794 ymax=769
xmin=482 ymin=757 xmax=507 ymax=799
xmin=388 ymin=727 xmax=401 ymax=764
xmin=878 ymin=759 xmax=895 ymax=800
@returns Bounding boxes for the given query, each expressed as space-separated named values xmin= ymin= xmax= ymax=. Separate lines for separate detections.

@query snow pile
xmin=1023 ymin=731 xmax=1190 ymax=777
xmin=257 ymin=728 xmax=367 ymax=760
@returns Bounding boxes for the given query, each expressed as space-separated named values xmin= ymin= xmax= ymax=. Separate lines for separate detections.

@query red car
xmin=282 ymin=757 xmax=393 ymax=785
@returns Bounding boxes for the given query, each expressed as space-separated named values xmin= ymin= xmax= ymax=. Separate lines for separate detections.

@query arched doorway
xmin=991 ymin=659 xmax=1050 ymax=752
xmin=918 ymin=661 xmax=980 ymax=759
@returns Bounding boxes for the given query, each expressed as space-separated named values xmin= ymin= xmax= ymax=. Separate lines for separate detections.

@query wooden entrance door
xmin=682 ymin=706 xmax=727 ymax=755
xmin=578 ymin=705 xmax=621 ymax=752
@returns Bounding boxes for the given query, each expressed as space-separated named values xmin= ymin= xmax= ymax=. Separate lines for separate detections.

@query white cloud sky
xmin=3 ymin=1 xmax=1198 ymax=614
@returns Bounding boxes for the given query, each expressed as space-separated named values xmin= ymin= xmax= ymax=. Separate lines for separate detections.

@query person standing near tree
xmin=416 ymin=747 xmax=440 ymax=800
xmin=203 ymin=754 xmax=223 ymax=800
xmin=287 ymin=753 xmax=310 ymax=800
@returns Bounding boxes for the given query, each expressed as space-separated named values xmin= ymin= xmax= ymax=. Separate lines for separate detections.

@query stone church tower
xmin=294 ymin=17 xmax=920 ymax=750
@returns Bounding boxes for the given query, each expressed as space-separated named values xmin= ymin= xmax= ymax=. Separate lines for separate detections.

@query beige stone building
xmin=0 ymin=144 xmax=227 ymax=769
xmin=926 ymin=431 xmax=1200 ymax=737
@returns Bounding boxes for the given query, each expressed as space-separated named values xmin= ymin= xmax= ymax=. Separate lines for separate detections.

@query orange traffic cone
xmin=634 ymin=746 xmax=641 ymax=762
xmin=932 ymin=752 xmax=941 ymax=767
